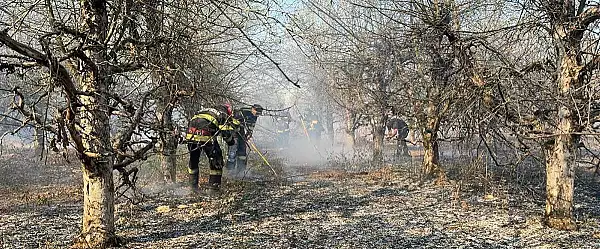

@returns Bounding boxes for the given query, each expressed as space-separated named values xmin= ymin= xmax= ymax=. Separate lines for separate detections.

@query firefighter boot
xmin=188 ymin=172 xmax=200 ymax=193
xmin=226 ymin=145 xmax=237 ymax=171
xmin=208 ymin=174 xmax=221 ymax=188
xmin=207 ymin=173 xmax=222 ymax=195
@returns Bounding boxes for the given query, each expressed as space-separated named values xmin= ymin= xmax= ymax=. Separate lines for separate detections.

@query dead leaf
xmin=156 ymin=205 xmax=171 ymax=213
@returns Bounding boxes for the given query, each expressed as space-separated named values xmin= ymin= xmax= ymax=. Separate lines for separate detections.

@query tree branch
xmin=577 ymin=5 xmax=600 ymax=30
xmin=0 ymin=62 xmax=38 ymax=71
xmin=9 ymin=88 xmax=58 ymax=134
xmin=0 ymin=30 xmax=86 ymax=154
xmin=0 ymin=30 xmax=47 ymax=62
xmin=113 ymin=90 xmax=153 ymax=163
xmin=209 ymin=0 xmax=300 ymax=88
xmin=113 ymin=139 xmax=156 ymax=169
xmin=0 ymin=30 xmax=81 ymax=107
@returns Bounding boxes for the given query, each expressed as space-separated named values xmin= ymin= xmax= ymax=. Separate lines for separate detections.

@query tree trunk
xmin=33 ymin=127 xmax=44 ymax=154
xmin=76 ymin=0 xmax=118 ymax=247
xmin=545 ymin=109 xmax=576 ymax=230
xmin=422 ymin=101 xmax=445 ymax=181
xmin=545 ymin=38 xmax=578 ymax=230
xmin=344 ymin=109 xmax=356 ymax=149
xmin=144 ymin=0 xmax=178 ymax=183
xmin=81 ymin=158 xmax=117 ymax=247
xmin=325 ymin=105 xmax=334 ymax=146
xmin=419 ymin=1 xmax=451 ymax=183
xmin=159 ymin=102 xmax=177 ymax=183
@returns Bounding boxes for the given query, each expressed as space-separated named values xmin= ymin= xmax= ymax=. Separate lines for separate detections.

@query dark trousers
xmin=227 ymin=133 xmax=248 ymax=172
xmin=308 ymin=131 xmax=321 ymax=148
xmin=188 ymin=140 xmax=224 ymax=188
xmin=395 ymin=138 xmax=410 ymax=160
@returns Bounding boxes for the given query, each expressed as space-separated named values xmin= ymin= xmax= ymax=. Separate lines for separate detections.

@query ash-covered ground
xmin=1 ymin=144 xmax=600 ymax=249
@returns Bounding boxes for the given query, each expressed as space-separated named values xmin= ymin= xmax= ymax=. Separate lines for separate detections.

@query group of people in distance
xmin=274 ymin=111 xmax=325 ymax=149
xmin=184 ymin=103 xmax=411 ymax=193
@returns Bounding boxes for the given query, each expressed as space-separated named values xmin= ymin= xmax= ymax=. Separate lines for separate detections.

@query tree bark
xmin=158 ymin=100 xmax=177 ymax=183
xmin=77 ymin=0 xmax=118 ymax=247
xmin=545 ymin=108 xmax=576 ymax=230
xmin=545 ymin=33 xmax=579 ymax=230
xmin=422 ymin=101 xmax=445 ymax=181
xmin=344 ymin=108 xmax=356 ymax=148
xmin=143 ymin=0 xmax=178 ymax=183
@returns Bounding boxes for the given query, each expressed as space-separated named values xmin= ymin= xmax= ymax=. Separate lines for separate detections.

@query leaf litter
xmin=0 ymin=149 xmax=599 ymax=248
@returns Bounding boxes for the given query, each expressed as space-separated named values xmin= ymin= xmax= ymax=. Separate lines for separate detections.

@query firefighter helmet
xmin=252 ymin=104 xmax=263 ymax=115
xmin=223 ymin=103 xmax=233 ymax=116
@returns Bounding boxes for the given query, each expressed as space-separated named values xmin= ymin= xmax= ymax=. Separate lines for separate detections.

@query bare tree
xmin=475 ymin=0 xmax=600 ymax=230
xmin=1 ymin=0 xmax=302 ymax=245
xmin=293 ymin=0 xmax=485 ymax=174
xmin=0 ymin=0 xmax=169 ymax=245
xmin=291 ymin=0 xmax=408 ymax=165
xmin=529 ymin=0 xmax=600 ymax=230
xmin=408 ymin=0 xmax=463 ymax=180
xmin=449 ymin=0 xmax=600 ymax=230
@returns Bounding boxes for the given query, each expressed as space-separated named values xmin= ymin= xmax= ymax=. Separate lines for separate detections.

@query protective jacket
xmin=234 ymin=107 xmax=258 ymax=138
xmin=386 ymin=116 xmax=410 ymax=159
xmin=227 ymin=107 xmax=261 ymax=173
xmin=386 ymin=116 xmax=409 ymax=139
xmin=185 ymin=107 xmax=235 ymax=146
xmin=276 ymin=113 xmax=291 ymax=133
xmin=186 ymin=106 xmax=236 ymax=191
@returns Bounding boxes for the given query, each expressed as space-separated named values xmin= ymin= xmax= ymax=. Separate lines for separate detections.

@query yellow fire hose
xmin=246 ymin=139 xmax=278 ymax=177
xmin=293 ymin=107 xmax=324 ymax=159
xmin=295 ymin=106 xmax=311 ymax=142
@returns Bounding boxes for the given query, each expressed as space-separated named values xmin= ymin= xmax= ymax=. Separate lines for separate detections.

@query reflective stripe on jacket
xmin=185 ymin=134 xmax=212 ymax=142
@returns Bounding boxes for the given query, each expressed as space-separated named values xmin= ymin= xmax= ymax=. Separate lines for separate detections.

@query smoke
xmin=229 ymin=35 xmax=375 ymax=174
xmin=250 ymin=112 xmax=361 ymax=174
xmin=139 ymin=181 xmax=192 ymax=197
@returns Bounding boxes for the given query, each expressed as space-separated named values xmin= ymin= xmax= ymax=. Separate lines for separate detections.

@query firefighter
xmin=185 ymin=104 xmax=235 ymax=192
xmin=227 ymin=104 xmax=263 ymax=174
xmin=275 ymin=111 xmax=291 ymax=149
xmin=386 ymin=115 xmax=410 ymax=160
xmin=307 ymin=113 xmax=324 ymax=143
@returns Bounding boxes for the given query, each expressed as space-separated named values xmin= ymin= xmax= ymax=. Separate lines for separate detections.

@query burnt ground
xmin=1 ymin=146 xmax=600 ymax=249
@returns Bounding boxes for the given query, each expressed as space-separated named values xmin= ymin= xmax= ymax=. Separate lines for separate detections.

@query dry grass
xmin=1 ymin=146 xmax=600 ymax=248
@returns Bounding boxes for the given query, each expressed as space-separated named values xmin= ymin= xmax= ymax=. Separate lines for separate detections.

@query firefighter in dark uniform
xmin=275 ymin=111 xmax=291 ymax=149
xmin=227 ymin=104 xmax=263 ymax=173
xmin=386 ymin=115 xmax=410 ymax=160
xmin=185 ymin=104 xmax=235 ymax=192
xmin=307 ymin=114 xmax=324 ymax=142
